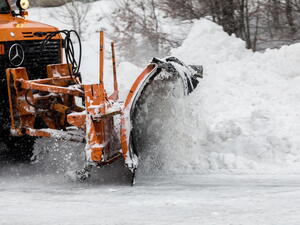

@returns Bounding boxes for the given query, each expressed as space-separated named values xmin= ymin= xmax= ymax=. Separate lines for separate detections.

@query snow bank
xmin=172 ymin=20 xmax=251 ymax=65
xmin=148 ymin=19 xmax=300 ymax=174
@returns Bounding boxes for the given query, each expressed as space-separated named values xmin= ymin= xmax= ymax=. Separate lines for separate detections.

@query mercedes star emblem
xmin=9 ymin=43 xmax=25 ymax=67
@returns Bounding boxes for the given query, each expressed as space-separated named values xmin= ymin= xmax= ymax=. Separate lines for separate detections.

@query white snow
xmin=172 ymin=20 xmax=252 ymax=64
xmin=1 ymin=171 xmax=300 ymax=225
xmin=165 ymin=19 xmax=300 ymax=173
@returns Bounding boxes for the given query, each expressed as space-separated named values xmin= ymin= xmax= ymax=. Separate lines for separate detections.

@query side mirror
xmin=16 ymin=0 xmax=30 ymax=11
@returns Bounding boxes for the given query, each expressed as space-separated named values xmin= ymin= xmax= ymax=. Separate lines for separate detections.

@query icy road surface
xmin=1 ymin=163 xmax=300 ymax=225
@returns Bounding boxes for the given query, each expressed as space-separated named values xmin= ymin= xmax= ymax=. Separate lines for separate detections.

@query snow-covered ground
xmin=1 ymin=172 xmax=300 ymax=225
xmin=1 ymin=2 xmax=300 ymax=224
xmin=1 ymin=139 xmax=300 ymax=225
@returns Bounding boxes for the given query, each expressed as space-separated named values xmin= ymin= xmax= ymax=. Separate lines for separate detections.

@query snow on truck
xmin=0 ymin=0 xmax=203 ymax=184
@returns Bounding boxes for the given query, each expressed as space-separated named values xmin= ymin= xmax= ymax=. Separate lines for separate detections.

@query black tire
xmin=2 ymin=135 xmax=36 ymax=162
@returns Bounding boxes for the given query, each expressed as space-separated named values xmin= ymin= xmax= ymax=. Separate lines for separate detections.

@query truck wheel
xmin=0 ymin=126 xmax=36 ymax=162
xmin=3 ymin=135 xmax=36 ymax=162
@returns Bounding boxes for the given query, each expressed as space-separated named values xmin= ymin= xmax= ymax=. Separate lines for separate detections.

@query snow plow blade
xmin=120 ymin=57 xmax=203 ymax=172
xmin=4 ymin=31 xmax=203 ymax=183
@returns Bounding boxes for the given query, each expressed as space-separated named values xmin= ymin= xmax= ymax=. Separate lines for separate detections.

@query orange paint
xmin=20 ymin=79 xmax=84 ymax=97
xmin=120 ymin=64 xmax=156 ymax=158
xmin=0 ymin=1 xmax=61 ymax=42
xmin=0 ymin=44 xmax=4 ymax=55
xmin=110 ymin=42 xmax=119 ymax=101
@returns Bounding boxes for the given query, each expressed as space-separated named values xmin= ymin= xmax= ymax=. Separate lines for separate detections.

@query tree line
xmin=28 ymin=0 xmax=300 ymax=63
xmin=111 ymin=0 xmax=300 ymax=63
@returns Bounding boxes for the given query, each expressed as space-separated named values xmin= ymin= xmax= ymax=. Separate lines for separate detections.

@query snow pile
xmin=172 ymin=20 xmax=251 ymax=65
xmin=145 ymin=19 xmax=300 ymax=174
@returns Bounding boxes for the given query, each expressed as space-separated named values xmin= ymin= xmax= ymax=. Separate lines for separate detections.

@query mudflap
xmin=121 ymin=57 xmax=203 ymax=177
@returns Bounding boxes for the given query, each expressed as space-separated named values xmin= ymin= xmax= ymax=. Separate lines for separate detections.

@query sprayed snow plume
xmin=134 ymin=19 xmax=300 ymax=175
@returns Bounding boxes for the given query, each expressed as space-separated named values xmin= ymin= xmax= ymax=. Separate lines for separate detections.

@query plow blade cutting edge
xmin=120 ymin=57 xmax=203 ymax=173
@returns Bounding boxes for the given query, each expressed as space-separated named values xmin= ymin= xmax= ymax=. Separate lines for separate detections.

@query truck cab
xmin=0 ymin=0 xmax=62 ymax=79
xmin=0 ymin=0 xmax=62 ymax=161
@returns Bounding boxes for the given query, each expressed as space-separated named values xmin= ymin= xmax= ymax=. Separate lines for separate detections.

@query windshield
xmin=0 ymin=0 xmax=10 ymax=14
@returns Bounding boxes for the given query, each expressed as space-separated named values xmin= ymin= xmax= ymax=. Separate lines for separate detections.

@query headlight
xmin=17 ymin=0 xmax=30 ymax=11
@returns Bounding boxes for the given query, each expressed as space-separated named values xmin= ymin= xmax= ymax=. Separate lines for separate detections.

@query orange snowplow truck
xmin=0 ymin=0 xmax=203 ymax=184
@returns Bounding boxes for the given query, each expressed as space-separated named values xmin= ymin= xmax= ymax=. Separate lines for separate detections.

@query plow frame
xmin=5 ymin=31 xmax=134 ymax=170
